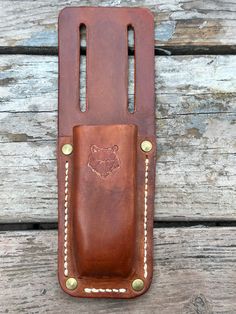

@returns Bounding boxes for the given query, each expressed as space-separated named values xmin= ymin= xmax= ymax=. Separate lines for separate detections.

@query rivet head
xmin=62 ymin=144 xmax=73 ymax=155
xmin=141 ymin=140 xmax=152 ymax=152
xmin=66 ymin=277 xmax=78 ymax=290
xmin=132 ymin=278 xmax=144 ymax=291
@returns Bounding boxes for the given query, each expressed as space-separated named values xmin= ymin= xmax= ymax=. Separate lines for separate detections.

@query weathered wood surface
xmin=0 ymin=54 xmax=235 ymax=223
xmin=0 ymin=0 xmax=236 ymax=49
xmin=0 ymin=227 xmax=236 ymax=313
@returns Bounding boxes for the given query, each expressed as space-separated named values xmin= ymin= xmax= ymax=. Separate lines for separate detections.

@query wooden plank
xmin=0 ymin=1 xmax=236 ymax=49
xmin=0 ymin=54 xmax=235 ymax=223
xmin=0 ymin=228 xmax=236 ymax=313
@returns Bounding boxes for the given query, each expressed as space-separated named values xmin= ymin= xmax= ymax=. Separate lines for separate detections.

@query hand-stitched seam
xmin=144 ymin=157 xmax=149 ymax=278
xmin=84 ymin=288 xmax=126 ymax=293
xmin=64 ymin=161 xmax=69 ymax=277
xmin=62 ymin=158 xmax=149 ymax=290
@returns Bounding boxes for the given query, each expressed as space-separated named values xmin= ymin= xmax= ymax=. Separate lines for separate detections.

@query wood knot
xmin=183 ymin=294 xmax=213 ymax=314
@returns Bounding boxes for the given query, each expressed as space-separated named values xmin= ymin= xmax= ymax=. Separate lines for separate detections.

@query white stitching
xmin=64 ymin=161 xmax=69 ymax=277
xmin=84 ymin=288 xmax=126 ymax=293
xmin=63 ymin=157 xmax=150 ymax=289
xmin=144 ymin=157 xmax=149 ymax=278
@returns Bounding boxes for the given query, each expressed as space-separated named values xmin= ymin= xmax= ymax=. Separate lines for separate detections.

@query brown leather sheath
xmin=58 ymin=7 xmax=156 ymax=299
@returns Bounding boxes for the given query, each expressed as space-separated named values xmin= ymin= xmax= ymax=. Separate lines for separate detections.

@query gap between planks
xmin=1 ymin=221 xmax=236 ymax=232
xmin=0 ymin=45 xmax=236 ymax=56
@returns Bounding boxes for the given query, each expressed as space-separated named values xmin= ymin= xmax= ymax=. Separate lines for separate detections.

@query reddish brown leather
xmin=58 ymin=7 xmax=156 ymax=299
xmin=73 ymin=125 xmax=137 ymax=278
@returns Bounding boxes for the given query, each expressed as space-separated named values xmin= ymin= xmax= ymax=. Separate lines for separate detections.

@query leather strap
xmin=58 ymin=7 xmax=156 ymax=299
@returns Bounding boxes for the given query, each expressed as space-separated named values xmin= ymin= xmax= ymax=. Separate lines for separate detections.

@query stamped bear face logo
xmin=88 ymin=145 xmax=120 ymax=178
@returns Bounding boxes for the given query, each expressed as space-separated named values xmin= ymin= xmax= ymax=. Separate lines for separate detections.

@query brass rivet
xmin=62 ymin=144 xmax=73 ymax=155
xmin=132 ymin=278 xmax=144 ymax=291
xmin=66 ymin=277 xmax=78 ymax=290
xmin=141 ymin=140 xmax=152 ymax=152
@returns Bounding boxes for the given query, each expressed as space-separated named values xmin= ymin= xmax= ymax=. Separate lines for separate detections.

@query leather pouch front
xmin=58 ymin=7 xmax=156 ymax=299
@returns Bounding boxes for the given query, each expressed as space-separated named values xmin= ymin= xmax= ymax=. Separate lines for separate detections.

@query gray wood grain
xmin=0 ymin=55 xmax=235 ymax=223
xmin=0 ymin=0 xmax=236 ymax=49
xmin=0 ymin=228 xmax=236 ymax=313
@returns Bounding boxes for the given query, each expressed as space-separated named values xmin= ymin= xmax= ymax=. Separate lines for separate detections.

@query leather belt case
xmin=58 ymin=7 xmax=156 ymax=299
